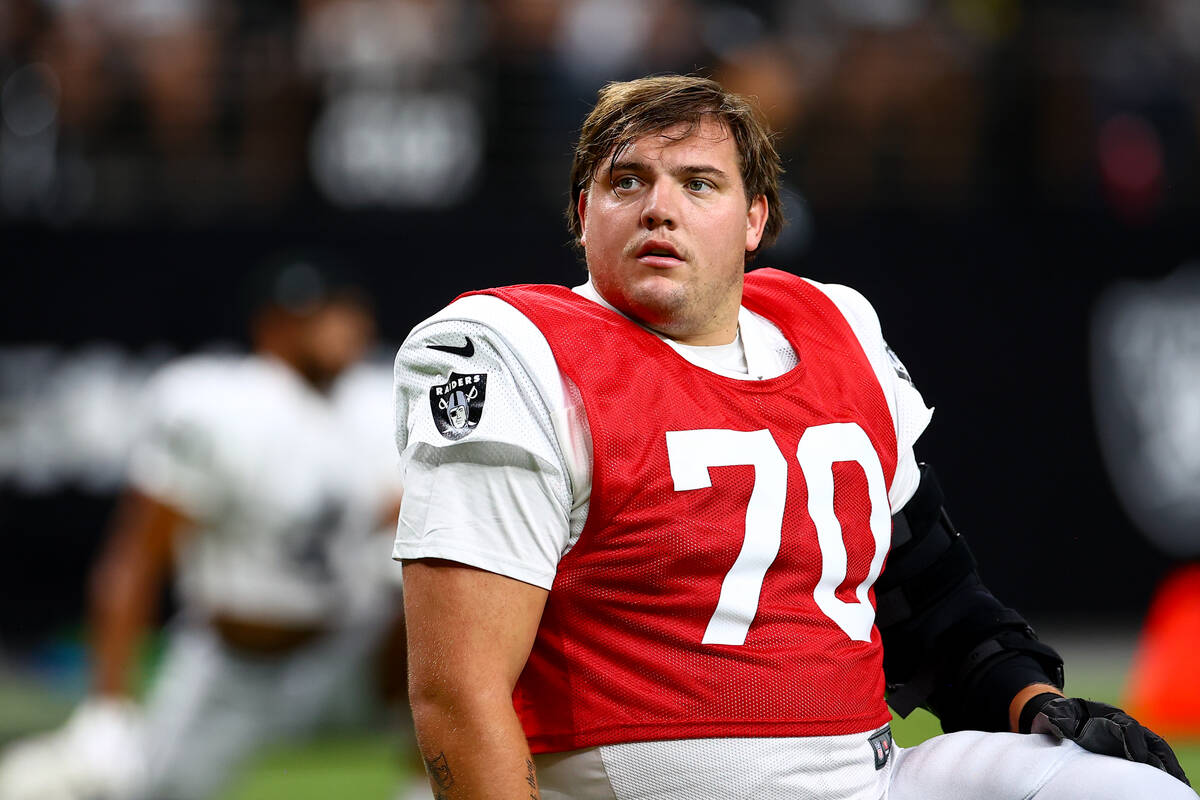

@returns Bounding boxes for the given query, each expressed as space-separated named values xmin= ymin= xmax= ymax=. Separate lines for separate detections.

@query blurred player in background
xmin=0 ymin=254 xmax=427 ymax=800
xmin=393 ymin=76 xmax=1191 ymax=799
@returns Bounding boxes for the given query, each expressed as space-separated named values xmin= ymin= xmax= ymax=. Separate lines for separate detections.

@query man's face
xmin=577 ymin=118 xmax=768 ymax=345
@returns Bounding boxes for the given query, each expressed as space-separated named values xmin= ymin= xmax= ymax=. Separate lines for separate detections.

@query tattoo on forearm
xmin=425 ymin=752 xmax=455 ymax=792
xmin=526 ymin=758 xmax=538 ymax=799
xmin=421 ymin=750 xmax=535 ymax=798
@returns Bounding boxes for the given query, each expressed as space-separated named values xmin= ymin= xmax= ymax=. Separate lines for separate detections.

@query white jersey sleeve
xmin=126 ymin=358 xmax=231 ymax=522
xmin=805 ymin=280 xmax=935 ymax=512
xmin=392 ymin=295 xmax=590 ymax=590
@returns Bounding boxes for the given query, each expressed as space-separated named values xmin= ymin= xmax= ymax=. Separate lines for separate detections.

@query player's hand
xmin=0 ymin=696 xmax=147 ymax=800
xmin=1027 ymin=695 xmax=1189 ymax=785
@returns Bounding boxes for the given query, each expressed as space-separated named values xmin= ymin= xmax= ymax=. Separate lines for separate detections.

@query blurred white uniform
xmin=126 ymin=353 xmax=402 ymax=800
xmin=392 ymin=280 xmax=1195 ymax=800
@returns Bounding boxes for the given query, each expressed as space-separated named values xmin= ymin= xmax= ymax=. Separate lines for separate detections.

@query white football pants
xmin=890 ymin=729 xmax=1195 ymax=800
xmin=135 ymin=613 xmax=389 ymax=800
xmin=536 ymin=729 xmax=1197 ymax=799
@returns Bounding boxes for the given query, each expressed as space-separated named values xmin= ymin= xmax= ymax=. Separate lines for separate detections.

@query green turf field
xmin=216 ymin=736 xmax=406 ymax=800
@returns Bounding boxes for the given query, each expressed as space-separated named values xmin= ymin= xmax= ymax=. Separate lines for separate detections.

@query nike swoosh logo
xmin=426 ymin=337 xmax=475 ymax=357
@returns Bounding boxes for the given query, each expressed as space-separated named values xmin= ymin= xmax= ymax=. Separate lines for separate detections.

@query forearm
xmin=411 ymin=692 xmax=540 ymax=800
xmin=403 ymin=560 xmax=549 ymax=799
xmin=879 ymin=465 xmax=1065 ymax=731
xmin=88 ymin=490 xmax=182 ymax=697
xmin=89 ymin=553 xmax=159 ymax=696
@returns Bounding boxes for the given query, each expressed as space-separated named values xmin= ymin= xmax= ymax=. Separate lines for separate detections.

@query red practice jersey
xmin=480 ymin=268 xmax=899 ymax=753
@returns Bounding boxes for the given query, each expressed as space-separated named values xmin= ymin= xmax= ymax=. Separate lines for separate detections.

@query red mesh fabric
xmin=475 ymin=268 xmax=898 ymax=753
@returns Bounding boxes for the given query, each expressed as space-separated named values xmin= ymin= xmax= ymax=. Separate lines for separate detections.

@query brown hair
xmin=567 ymin=75 xmax=785 ymax=258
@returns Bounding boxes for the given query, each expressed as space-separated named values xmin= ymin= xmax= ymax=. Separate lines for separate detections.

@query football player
xmin=0 ymin=255 xmax=423 ymax=800
xmin=392 ymin=76 xmax=1193 ymax=799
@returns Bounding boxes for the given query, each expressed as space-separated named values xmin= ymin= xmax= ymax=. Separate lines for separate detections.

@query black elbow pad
xmin=876 ymin=464 xmax=1064 ymax=732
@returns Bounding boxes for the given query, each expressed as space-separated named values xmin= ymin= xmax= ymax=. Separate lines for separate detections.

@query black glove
xmin=1020 ymin=693 xmax=1189 ymax=785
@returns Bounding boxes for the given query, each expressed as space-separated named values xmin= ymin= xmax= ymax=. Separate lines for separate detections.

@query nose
xmin=641 ymin=181 xmax=678 ymax=230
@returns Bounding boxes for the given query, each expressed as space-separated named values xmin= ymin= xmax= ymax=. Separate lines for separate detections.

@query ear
xmin=577 ymin=189 xmax=589 ymax=246
xmin=745 ymin=194 xmax=768 ymax=253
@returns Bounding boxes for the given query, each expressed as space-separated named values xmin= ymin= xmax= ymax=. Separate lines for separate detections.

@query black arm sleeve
xmin=876 ymin=464 xmax=1064 ymax=733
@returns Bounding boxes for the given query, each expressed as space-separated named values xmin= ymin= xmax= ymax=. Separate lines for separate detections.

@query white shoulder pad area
xmin=125 ymin=355 xmax=243 ymax=520
xmin=395 ymin=295 xmax=577 ymax=462
xmin=392 ymin=294 xmax=590 ymax=589
xmin=140 ymin=355 xmax=239 ymax=420
xmin=403 ymin=294 xmax=571 ymax=410
xmin=800 ymin=279 xmax=934 ymax=512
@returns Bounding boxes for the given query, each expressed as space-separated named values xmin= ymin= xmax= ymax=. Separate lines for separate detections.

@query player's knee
xmin=1044 ymin=740 xmax=1195 ymax=799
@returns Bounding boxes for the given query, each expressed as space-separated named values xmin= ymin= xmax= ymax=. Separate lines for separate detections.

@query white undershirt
xmin=673 ymin=332 xmax=750 ymax=374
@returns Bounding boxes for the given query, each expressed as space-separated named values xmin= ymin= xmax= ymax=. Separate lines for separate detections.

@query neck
xmin=649 ymin=301 xmax=741 ymax=346
xmin=578 ymin=278 xmax=742 ymax=346
xmin=656 ymin=319 xmax=739 ymax=347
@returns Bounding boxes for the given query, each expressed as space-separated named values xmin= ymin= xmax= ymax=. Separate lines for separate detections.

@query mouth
xmin=634 ymin=239 xmax=685 ymax=267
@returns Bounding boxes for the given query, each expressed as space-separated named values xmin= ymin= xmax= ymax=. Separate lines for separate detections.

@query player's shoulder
xmin=800 ymin=277 xmax=881 ymax=326
xmin=132 ymin=355 xmax=248 ymax=466
xmin=144 ymin=353 xmax=290 ymax=426
xmin=395 ymin=291 xmax=563 ymax=382
xmin=789 ymin=277 xmax=886 ymax=352
xmin=746 ymin=268 xmax=882 ymax=331
xmin=144 ymin=353 xmax=242 ymax=410
xmin=149 ymin=351 xmax=237 ymax=384
xmin=393 ymin=289 xmax=578 ymax=436
xmin=406 ymin=292 xmax=551 ymax=349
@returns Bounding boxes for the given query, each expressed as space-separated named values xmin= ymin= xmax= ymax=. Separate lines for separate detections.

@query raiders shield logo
xmin=429 ymin=372 xmax=487 ymax=441
xmin=1092 ymin=265 xmax=1200 ymax=557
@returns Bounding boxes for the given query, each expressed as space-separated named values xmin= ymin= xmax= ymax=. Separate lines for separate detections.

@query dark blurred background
xmin=3 ymin=0 xmax=1200 ymax=648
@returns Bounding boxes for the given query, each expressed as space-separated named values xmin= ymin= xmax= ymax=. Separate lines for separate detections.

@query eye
xmin=686 ymin=178 xmax=714 ymax=193
xmin=613 ymin=175 xmax=641 ymax=192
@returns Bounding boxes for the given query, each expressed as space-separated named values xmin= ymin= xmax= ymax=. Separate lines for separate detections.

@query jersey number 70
xmin=665 ymin=423 xmax=891 ymax=646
